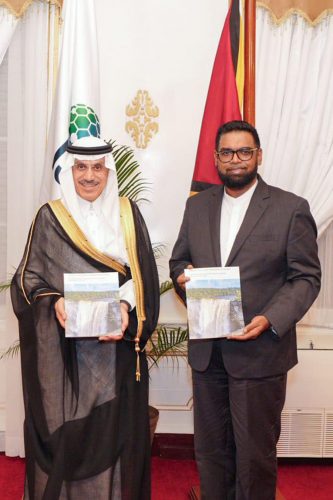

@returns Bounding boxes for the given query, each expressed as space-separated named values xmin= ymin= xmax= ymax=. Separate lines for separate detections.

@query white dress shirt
xmin=220 ymin=180 xmax=258 ymax=266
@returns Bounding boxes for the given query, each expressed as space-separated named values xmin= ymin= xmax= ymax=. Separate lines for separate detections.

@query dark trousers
xmin=192 ymin=341 xmax=287 ymax=500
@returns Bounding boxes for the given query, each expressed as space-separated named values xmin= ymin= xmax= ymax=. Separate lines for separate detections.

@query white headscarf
xmin=59 ymin=136 xmax=129 ymax=266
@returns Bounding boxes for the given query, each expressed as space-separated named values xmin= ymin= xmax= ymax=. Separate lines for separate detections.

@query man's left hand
xmin=227 ymin=315 xmax=270 ymax=341
xmin=99 ymin=302 xmax=129 ymax=342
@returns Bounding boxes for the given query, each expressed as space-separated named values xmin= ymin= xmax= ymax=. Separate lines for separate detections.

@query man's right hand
xmin=98 ymin=302 xmax=128 ymax=342
xmin=54 ymin=297 xmax=67 ymax=328
xmin=177 ymin=264 xmax=193 ymax=291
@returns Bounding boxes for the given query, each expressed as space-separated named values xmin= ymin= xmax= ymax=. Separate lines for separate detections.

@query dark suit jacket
xmin=169 ymin=176 xmax=321 ymax=378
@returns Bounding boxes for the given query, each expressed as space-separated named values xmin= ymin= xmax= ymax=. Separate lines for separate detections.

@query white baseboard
xmin=0 ymin=431 xmax=5 ymax=451
xmin=0 ymin=404 xmax=5 ymax=451
xmin=0 ymin=403 xmax=5 ymax=429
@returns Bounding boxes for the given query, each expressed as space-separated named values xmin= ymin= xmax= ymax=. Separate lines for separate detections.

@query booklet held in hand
xmin=64 ymin=272 xmax=121 ymax=338
xmin=185 ymin=267 xmax=245 ymax=339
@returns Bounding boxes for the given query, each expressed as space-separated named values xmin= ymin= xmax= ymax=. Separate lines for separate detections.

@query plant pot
xmin=149 ymin=405 xmax=159 ymax=444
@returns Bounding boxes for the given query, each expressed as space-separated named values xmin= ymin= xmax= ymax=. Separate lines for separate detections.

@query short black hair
xmin=215 ymin=120 xmax=261 ymax=150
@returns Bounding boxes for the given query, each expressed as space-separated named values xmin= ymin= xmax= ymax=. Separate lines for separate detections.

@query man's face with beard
xmin=214 ymin=130 xmax=262 ymax=193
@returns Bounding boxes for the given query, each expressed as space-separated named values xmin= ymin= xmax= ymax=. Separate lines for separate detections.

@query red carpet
xmin=1 ymin=454 xmax=333 ymax=499
xmin=0 ymin=455 xmax=25 ymax=499
xmin=152 ymin=457 xmax=198 ymax=499
xmin=277 ymin=463 xmax=333 ymax=500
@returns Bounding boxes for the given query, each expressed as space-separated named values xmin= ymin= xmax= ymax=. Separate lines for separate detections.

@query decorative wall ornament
xmin=125 ymin=90 xmax=159 ymax=149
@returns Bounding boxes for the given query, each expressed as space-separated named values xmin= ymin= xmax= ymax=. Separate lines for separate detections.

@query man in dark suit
xmin=169 ymin=120 xmax=321 ymax=500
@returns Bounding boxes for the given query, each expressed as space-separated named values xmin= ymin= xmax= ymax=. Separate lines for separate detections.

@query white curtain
xmin=5 ymin=1 xmax=57 ymax=457
xmin=302 ymin=222 xmax=333 ymax=328
xmin=0 ymin=7 xmax=18 ymax=65
xmin=256 ymin=7 xmax=333 ymax=330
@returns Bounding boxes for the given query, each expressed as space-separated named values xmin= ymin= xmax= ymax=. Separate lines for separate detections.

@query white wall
xmin=95 ymin=0 xmax=229 ymax=323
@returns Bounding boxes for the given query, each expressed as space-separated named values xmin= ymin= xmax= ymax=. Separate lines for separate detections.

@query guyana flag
xmin=191 ymin=0 xmax=244 ymax=193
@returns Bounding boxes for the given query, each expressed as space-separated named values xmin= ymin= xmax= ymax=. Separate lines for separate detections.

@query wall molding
xmin=154 ymin=397 xmax=193 ymax=412
xmin=0 ymin=432 xmax=4 ymax=451
xmin=0 ymin=403 xmax=5 ymax=451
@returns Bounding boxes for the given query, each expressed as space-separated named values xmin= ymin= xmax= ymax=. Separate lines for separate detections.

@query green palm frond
xmin=159 ymin=280 xmax=174 ymax=295
xmin=109 ymin=141 xmax=150 ymax=202
xmin=0 ymin=279 xmax=19 ymax=360
xmin=0 ymin=339 xmax=20 ymax=360
xmin=147 ymin=325 xmax=188 ymax=367
xmin=152 ymin=243 xmax=166 ymax=260
xmin=0 ymin=280 xmax=11 ymax=293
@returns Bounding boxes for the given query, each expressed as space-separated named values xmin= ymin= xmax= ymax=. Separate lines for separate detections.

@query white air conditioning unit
xmin=277 ymin=409 xmax=324 ymax=457
xmin=323 ymin=410 xmax=333 ymax=457
xmin=277 ymin=408 xmax=333 ymax=457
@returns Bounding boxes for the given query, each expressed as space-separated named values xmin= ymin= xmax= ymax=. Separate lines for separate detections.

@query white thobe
xmin=78 ymin=197 xmax=136 ymax=309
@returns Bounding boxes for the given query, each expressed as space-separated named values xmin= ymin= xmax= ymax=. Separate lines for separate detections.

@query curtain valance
xmin=258 ymin=0 xmax=333 ymax=25
xmin=0 ymin=0 xmax=62 ymax=17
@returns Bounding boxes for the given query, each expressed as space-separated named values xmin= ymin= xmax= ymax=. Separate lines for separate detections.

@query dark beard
xmin=217 ymin=166 xmax=258 ymax=189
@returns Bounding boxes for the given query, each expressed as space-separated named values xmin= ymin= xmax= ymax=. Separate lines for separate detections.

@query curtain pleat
xmin=0 ymin=7 xmax=18 ymax=64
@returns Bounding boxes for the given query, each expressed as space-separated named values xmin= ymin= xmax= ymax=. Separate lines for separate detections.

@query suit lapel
xmin=226 ymin=177 xmax=270 ymax=266
xmin=209 ymin=186 xmax=224 ymax=266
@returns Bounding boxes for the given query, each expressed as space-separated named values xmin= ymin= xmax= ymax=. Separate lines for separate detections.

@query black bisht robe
xmin=11 ymin=198 xmax=160 ymax=500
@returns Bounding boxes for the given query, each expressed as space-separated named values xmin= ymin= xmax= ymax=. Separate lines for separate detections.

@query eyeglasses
xmin=216 ymin=147 xmax=259 ymax=163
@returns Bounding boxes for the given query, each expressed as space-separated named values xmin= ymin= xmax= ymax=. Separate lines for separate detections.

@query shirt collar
xmin=224 ymin=179 xmax=258 ymax=206
xmin=77 ymin=194 xmax=103 ymax=214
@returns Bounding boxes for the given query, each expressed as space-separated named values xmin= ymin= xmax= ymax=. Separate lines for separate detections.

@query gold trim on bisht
xmin=0 ymin=0 xmax=63 ymax=18
xmin=35 ymin=292 xmax=62 ymax=300
xmin=21 ymin=209 xmax=40 ymax=305
xmin=119 ymin=197 xmax=146 ymax=382
xmin=48 ymin=199 xmax=126 ymax=276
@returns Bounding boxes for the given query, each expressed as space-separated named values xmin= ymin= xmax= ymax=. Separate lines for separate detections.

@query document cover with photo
xmin=64 ymin=272 xmax=121 ymax=338
xmin=185 ymin=267 xmax=245 ymax=339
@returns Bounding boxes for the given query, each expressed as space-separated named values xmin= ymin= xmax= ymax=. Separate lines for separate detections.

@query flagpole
xmin=244 ymin=0 xmax=256 ymax=125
